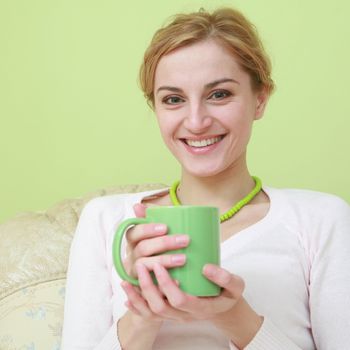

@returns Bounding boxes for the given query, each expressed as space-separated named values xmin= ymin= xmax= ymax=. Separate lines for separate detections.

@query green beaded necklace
xmin=169 ymin=176 xmax=262 ymax=223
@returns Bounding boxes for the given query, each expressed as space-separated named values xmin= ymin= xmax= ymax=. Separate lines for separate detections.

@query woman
xmin=61 ymin=7 xmax=350 ymax=350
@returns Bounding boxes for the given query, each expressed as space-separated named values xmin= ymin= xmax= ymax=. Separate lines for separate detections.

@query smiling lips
xmin=183 ymin=135 xmax=224 ymax=148
xmin=180 ymin=135 xmax=225 ymax=153
xmin=185 ymin=135 xmax=224 ymax=148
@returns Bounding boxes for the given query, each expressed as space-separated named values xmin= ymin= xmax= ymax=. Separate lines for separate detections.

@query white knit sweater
xmin=61 ymin=186 xmax=350 ymax=349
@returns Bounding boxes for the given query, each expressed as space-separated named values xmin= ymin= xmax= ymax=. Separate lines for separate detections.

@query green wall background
xmin=1 ymin=0 xmax=349 ymax=224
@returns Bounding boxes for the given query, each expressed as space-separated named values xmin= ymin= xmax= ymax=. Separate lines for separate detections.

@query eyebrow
xmin=156 ymin=78 xmax=239 ymax=94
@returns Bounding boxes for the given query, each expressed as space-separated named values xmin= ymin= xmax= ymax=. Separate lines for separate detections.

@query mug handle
xmin=112 ymin=217 xmax=150 ymax=286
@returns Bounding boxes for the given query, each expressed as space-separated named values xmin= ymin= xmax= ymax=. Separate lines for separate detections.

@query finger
xmin=137 ymin=263 xmax=164 ymax=300
xmin=134 ymin=234 xmax=189 ymax=258
xmin=137 ymin=253 xmax=186 ymax=270
xmin=126 ymin=223 xmax=167 ymax=246
xmin=187 ymin=265 xmax=244 ymax=315
xmin=121 ymin=281 xmax=153 ymax=317
xmin=128 ymin=253 xmax=186 ymax=279
xmin=126 ymin=222 xmax=168 ymax=246
xmin=153 ymin=263 xmax=193 ymax=310
xmin=136 ymin=263 xmax=189 ymax=321
xmin=203 ymin=264 xmax=245 ymax=300
xmin=124 ymin=300 xmax=142 ymax=316
xmin=153 ymin=265 xmax=219 ymax=319
xmin=133 ymin=203 xmax=147 ymax=218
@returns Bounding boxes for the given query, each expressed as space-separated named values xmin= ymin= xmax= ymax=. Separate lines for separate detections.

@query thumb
xmin=133 ymin=203 xmax=147 ymax=218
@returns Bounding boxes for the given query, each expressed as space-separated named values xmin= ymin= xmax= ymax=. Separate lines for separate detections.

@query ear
xmin=254 ymin=88 xmax=269 ymax=120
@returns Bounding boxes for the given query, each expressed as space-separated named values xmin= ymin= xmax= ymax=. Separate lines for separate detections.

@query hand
xmin=118 ymin=203 xmax=192 ymax=349
xmin=123 ymin=203 xmax=190 ymax=278
xmin=121 ymin=263 xmax=262 ymax=348
xmin=122 ymin=262 xmax=244 ymax=321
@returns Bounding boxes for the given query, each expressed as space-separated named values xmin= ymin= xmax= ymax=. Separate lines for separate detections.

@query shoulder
xmin=81 ymin=192 xmax=137 ymax=217
xmin=73 ymin=192 xmax=139 ymax=240
xmin=267 ymin=186 xmax=349 ymax=217
xmin=79 ymin=187 xmax=168 ymax=224
xmin=80 ymin=189 xmax=166 ymax=222
xmin=72 ymin=189 xmax=167 ymax=244
xmin=267 ymin=186 xmax=350 ymax=244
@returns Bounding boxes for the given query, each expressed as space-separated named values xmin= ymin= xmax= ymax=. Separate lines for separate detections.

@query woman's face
xmin=153 ymin=39 xmax=268 ymax=178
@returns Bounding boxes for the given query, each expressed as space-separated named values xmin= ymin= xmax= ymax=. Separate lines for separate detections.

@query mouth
xmin=180 ymin=135 xmax=226 ymax=148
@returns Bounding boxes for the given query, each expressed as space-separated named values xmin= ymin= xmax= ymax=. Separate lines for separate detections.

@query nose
xmin=183 ymin=102 xmax=213 ymax=133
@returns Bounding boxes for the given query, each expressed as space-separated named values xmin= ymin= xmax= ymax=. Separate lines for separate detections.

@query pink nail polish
xmin=154 ymin=224 xmax=167 ymax=233
xmin=203 ymin=264 xmax=215 ymax=277
xmin=171 ymin=254 xmax=186 ymax=265
xmin=175 ymin=235 xmax=189 ymax=246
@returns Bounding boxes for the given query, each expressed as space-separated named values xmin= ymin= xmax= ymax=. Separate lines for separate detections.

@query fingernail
xmin=203 ymin=264 xmax=217 ymax=277
xmin=175 ymin=235 xmax=189 ymax=246
xmin=171 ymin=254 xmax=186 ymax=265
xmin=154 ymin=224 xmax=167 ymax=233
xmin=121 ymin=281 xmax=132 ymax=292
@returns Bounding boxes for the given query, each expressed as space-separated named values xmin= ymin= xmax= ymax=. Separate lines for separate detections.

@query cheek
xmin=220 ymin=104 xmax=252 ymax=130
xmin=156 ymin=115 xmax=177 ymax=145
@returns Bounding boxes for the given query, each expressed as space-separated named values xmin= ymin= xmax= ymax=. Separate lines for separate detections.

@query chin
xmin=182 ymin=163 xmax=226 ymax=178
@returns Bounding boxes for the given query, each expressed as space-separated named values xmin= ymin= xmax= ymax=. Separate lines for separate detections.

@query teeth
xmin=186 ymin=136 xmax=223 ymax=148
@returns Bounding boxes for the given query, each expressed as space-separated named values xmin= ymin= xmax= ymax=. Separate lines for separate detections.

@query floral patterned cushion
xmin=0 ymin=183 xmax=165 ymax=350
xmin=0 ymin=279 xmax=65 ymax=350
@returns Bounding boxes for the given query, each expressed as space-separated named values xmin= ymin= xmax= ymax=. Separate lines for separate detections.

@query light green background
xmin=1 ymin=0 xmax=349 ymax=224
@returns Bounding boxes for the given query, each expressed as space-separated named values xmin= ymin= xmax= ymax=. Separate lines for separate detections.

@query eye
xmin=162 ymin=95 xmax=185 ymax=105
xmin=208 ymin=90 xmax=232 ymax=100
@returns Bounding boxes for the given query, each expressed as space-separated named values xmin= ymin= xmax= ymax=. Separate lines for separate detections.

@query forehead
xmin=154 ymin=39 xmax=248 ymax=89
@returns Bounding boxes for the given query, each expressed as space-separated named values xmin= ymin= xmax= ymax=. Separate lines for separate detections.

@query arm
xmin=233 ymin=317 xmax=303 ymax=350
xmin=60 ymin=198 xmax=121 ymax=349
xmin=117 ymin=311 xmax=162 ymax=350
xmin=241 ymin=196 xmax=350 ymax=350
xmin=61 ymin=198 xmax=161 ymax=349
xmin=61 ymin=198 xmax=181 ymax=349
xmin=308 ymin=198 xmax=350 ymax=349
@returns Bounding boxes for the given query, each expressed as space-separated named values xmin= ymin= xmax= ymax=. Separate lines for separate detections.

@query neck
xmin=177 ymin=159 xmax=257 ymax=214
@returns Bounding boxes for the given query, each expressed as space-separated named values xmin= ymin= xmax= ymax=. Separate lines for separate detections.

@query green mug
xmin=112 ymin=206 xmax=221 ymax=296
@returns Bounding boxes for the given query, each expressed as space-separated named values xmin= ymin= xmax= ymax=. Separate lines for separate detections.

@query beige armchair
xmin=0 ymin=184 xmax=164 ymax=350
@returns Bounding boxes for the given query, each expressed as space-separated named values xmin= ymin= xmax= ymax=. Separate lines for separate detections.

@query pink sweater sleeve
xmin=307 ymin=197 xmax=350 ymax=349
xmin=229 ymin=195 xmax=350 ymax=350
xmin=94 ymin=324 xmax=122 ymax=350
xmin=61 ymin=198 xmax=124 ymax=349
xmin=227 ymin=318 xmax=302 ymax=350
xmin=244 ymin=318 xmax=302 ymax=349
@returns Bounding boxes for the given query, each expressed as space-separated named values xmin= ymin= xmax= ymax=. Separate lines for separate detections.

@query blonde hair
xmin=139 ymin=7 xmax=274 ymax=107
